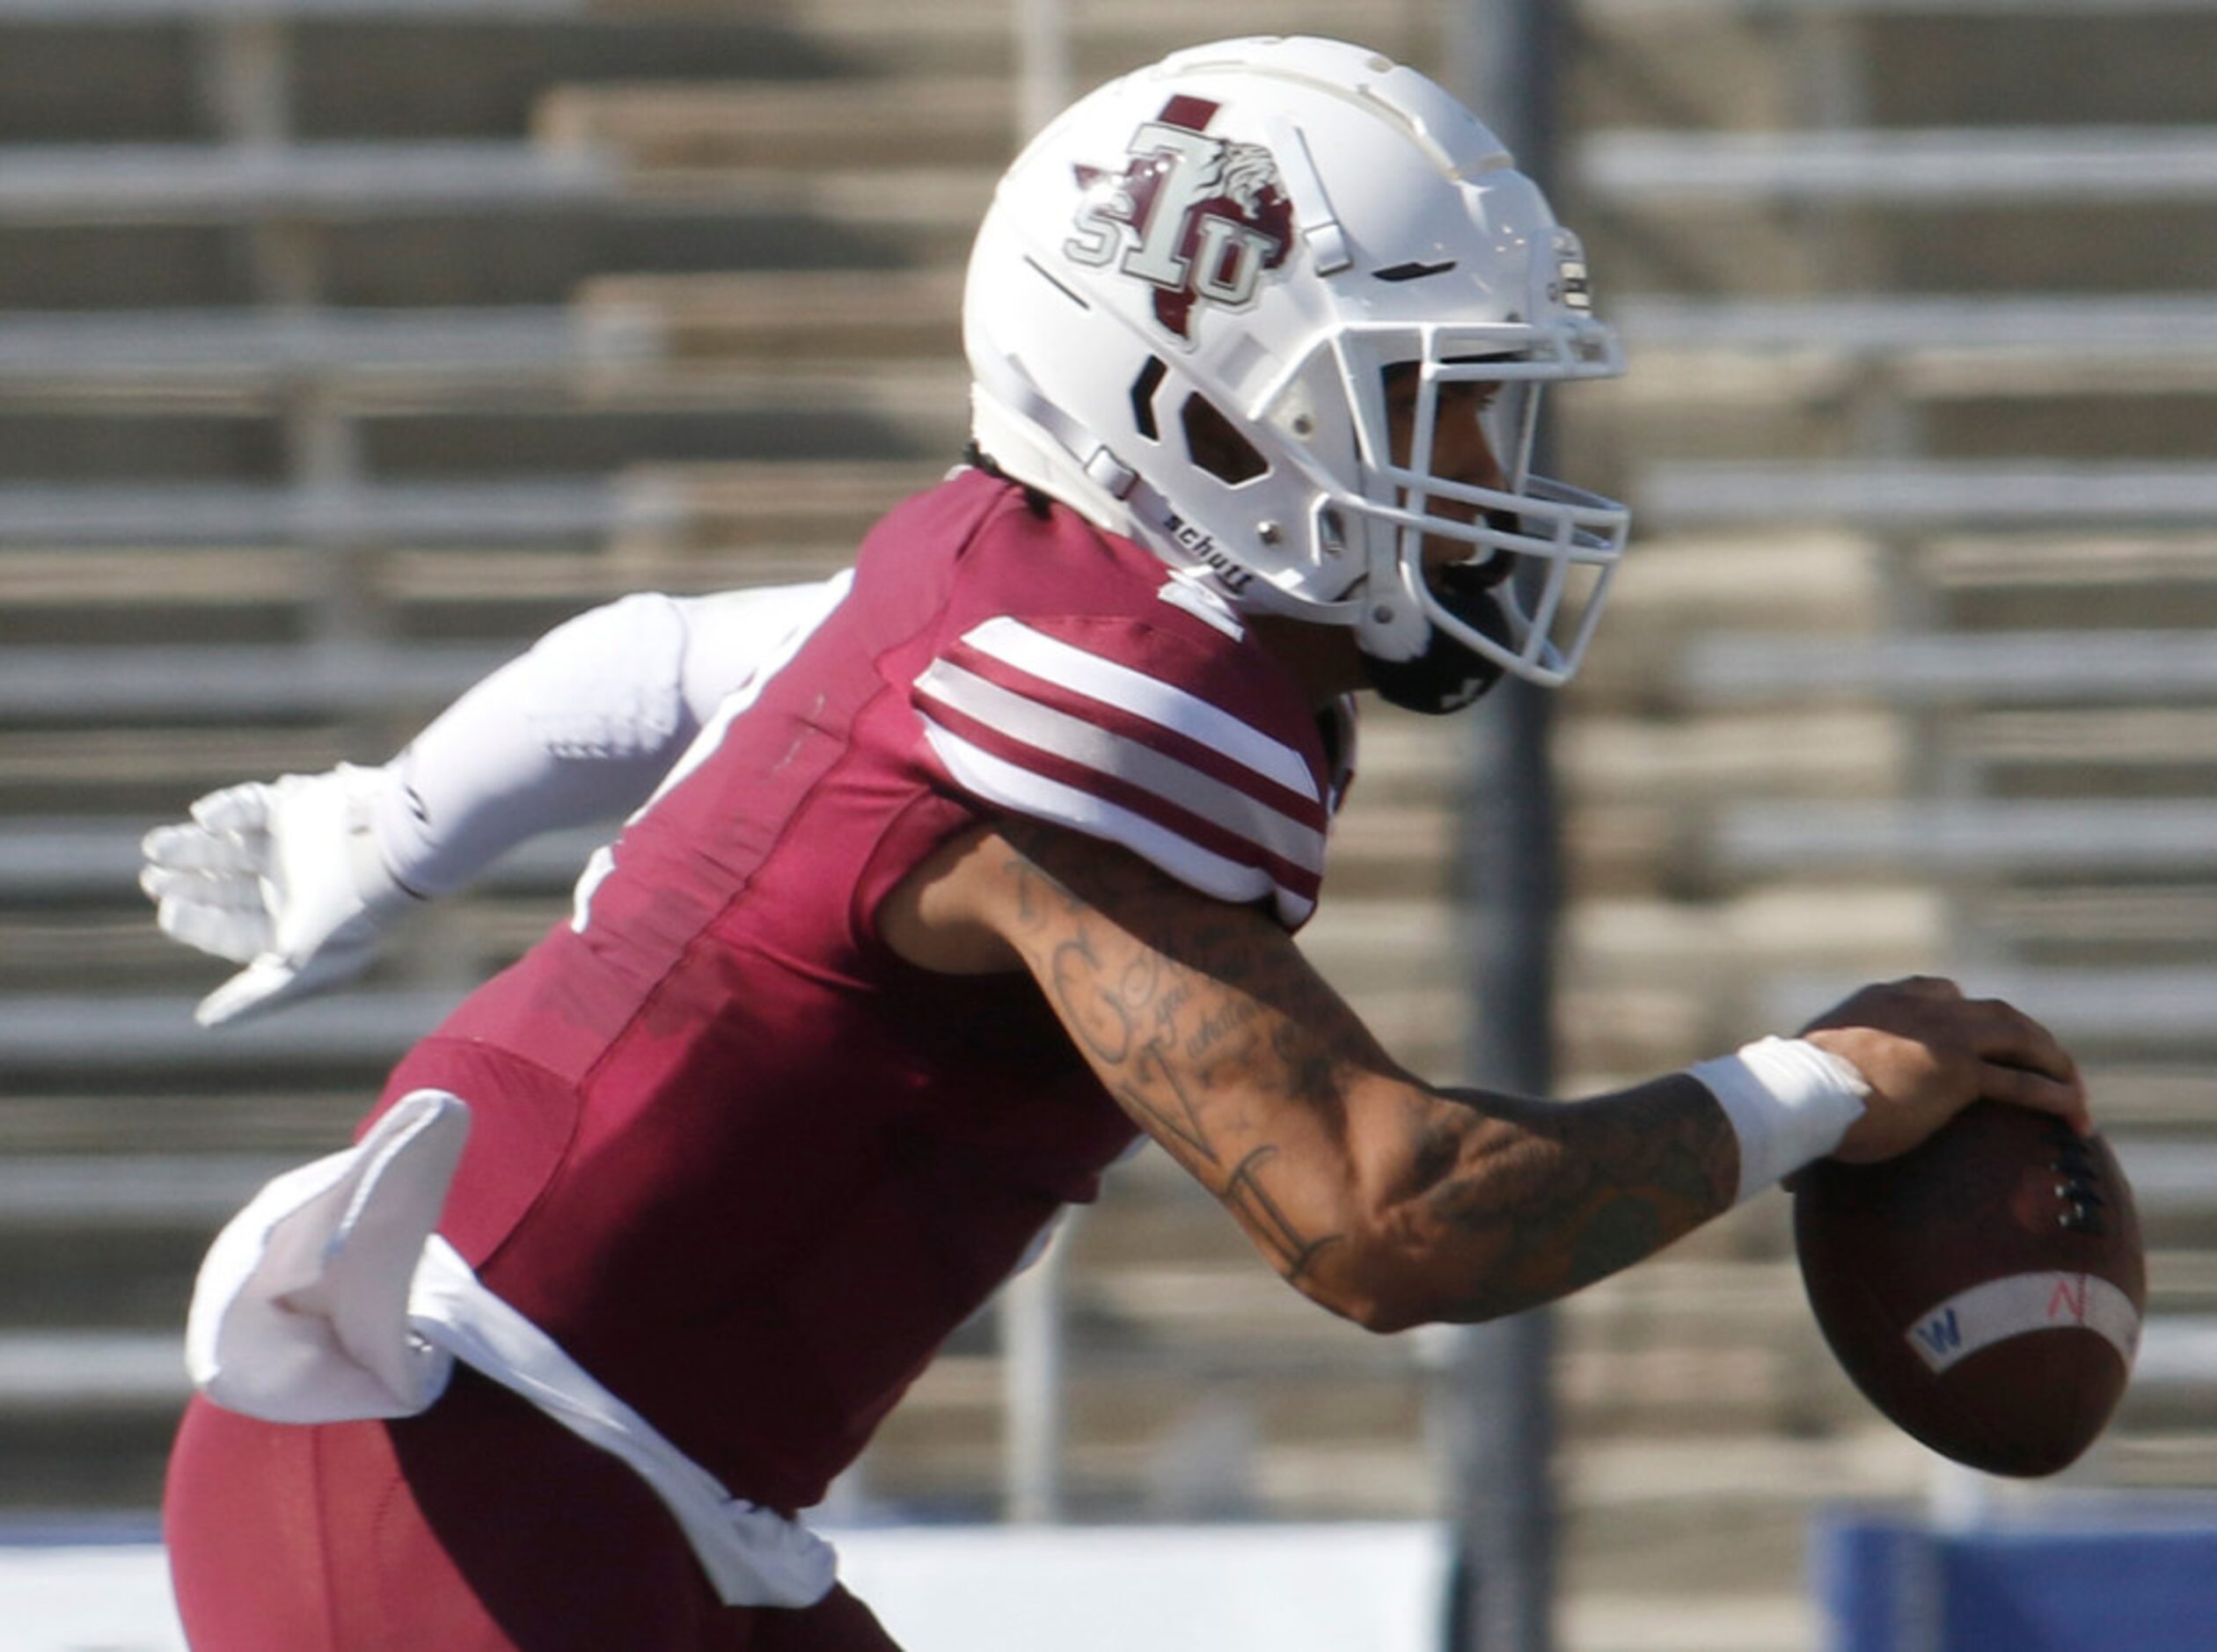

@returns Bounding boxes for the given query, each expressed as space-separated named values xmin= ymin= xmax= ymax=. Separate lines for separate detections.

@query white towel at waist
xmin=184 ymin=1087 xmax=838 ymax=1611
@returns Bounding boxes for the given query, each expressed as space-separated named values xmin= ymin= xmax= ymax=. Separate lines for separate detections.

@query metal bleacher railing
xmin=0 ymin=0 xmax=1464 ymax=1549
xmin=0 ymin=482 xmax=658 ymax=547
xmin=0 ymin=141 xmax=615 ymax=217
xmin=0 ymin=0 xmax=891 ymax=1520
xmin=1579 ymin=125 xmax=2217 ymax=204
xmin=0 ymin=0 xmax=607 ymax=13
xmin=4 ymin=2 xmax=2213 ymax=1644
xmin=1560 ymin=0 xmax=2217 ymax=1590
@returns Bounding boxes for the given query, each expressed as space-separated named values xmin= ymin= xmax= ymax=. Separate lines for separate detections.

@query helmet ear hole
xmin=1182 ymin=394 xmax=1269 ymax=486
xmin=1130 ymin=357 xmax=1168 ymax=441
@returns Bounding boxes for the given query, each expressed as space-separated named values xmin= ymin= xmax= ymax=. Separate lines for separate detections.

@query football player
xmin=159 ymin=38 xmax=2088 ymax=1652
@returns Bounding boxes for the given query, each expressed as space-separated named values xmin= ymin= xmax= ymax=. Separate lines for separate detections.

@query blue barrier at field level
xmin=1816 ymin=1509 xmax=2217 ymax=1652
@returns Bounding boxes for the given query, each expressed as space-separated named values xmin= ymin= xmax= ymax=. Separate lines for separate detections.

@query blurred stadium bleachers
xmin=1557 ymin=0 xmax=2217 ymax=1621
xmin=2 ymin=3 xmax=2215 ymax=1649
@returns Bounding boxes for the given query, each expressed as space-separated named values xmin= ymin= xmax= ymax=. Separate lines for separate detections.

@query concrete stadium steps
xmin=0 ymin=194 xmax=969 ymax=312
xmin=0 ymin=0 xmax=1443 ymax=87
xmin=1556 ymin=886 xmax=1943 ymax=1064
xmin=1677 ymin=627 xmax=2217 ymax=713
xmin=1944 ymin=703 xmax=2217 ymax=790
xmin=0 ymin=545 xmax=737 ymax=635
xmin=0 ymin=991 xmax=460 ymax=1085
xmin=0 ymin=366 xmax=969 ymax=481
xmin=1555 ymin=0 xmax=2217 ymax=1591
xmin=1613 ymin=295 xmax=2217 ymax=389
xmin=0 ymin=1080 xmax=380 ymax=1159
xmin=374 ymin=541 xmax=846 ymax=605
xmin=1567 ymin=530 xmax=2217 ymax=694
xmin=363 ymin=360 xmax=969 ymax=459
xmin=0 ymin=885 xmax=561 ymax=1000
xmin=0 ymin=141 xmax=621 ymax=223
xmin=0 ymin=466 xmax=920 ymax=559
xmin=848 ymin=1185 xmax=1908 ymax=1521
xmin=1560 ymin=707 xmax=1903 ymax=814
xmin=1567 ymin=2 xmax=2217 ymax=295
xmin=869 ymin=1195 xmax=2209 ymax=1524
xmin=1588 ymin=376 xmax=2217 ymax=474
xmin=0 ymin=291 xmax=965 ymax=508
xmin=535 ymin=77 xmax=1018 ymax=174
xmin=0 ymin=812 xmax=600 ymax=902
xmin=1564 ymin=524 xmax=1884 ymax=671
xmin=0 ymin=305 xmax=648 ymax=398
xmin=0 ymin=0 xmax=2206 ymax=1613
xmin=1556 ymin=932 xmax=2217 ymax=1103
xmin=762 ymin=0 xmax=1439 ymax=82
xmin=1585 ymin=296 xmax=2217 ymax=469
xmin=1765 ymin=967 xmax=2217 ymax=1066
xmin=0 ymin=649 xmax=516 ymax=786
xmin=0 ymin=4 xmax=864 ymax=147
xmin=1971 ymin=886 xmax=2217 ymax=970
xmin=1573 ymin=0 xmax=2217 ymax=130
xmin=561 ymin=163 xmax=995 ymax=259
xmin=1574 ymin=201 xmax=2217 ymax=311
xmin=1916 ymin=533 xmax=2217 ymax=632
xmin=580 ymin=269 xmax=963 ymax=366
xmin=0 ymin=203 xmax=962 ymax=314
xmin=1570 ymin=0 xmax=2217 ymax=117
xmin=0 ymin=2 xmax=777 ymax=17
xmin=0 ymin=0 xmax=1460 ymax=1536
xmin=1706 ymin=799 xmax=2217 ymax=883
xmin=0 ymin=912 xmax=265 ymax=998
xmin=381 ymin=369 xmax=962 ymax=474
xmin=1636 ymin=463 xmax=2217 ymax=541
xmin=608 ymin=458 xmax=948 ymax=555
xmin=0 ymin=462 xmax=952 ymax=627
xmin=1581 ymin=127 xmax=2217 ymax=208
xmin=823 ymin=1250 xmax=2217 ymax=1523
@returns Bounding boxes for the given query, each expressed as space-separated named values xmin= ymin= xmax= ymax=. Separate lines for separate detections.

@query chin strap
xmin=1358 ymin=565 xmax=1513 ymax=714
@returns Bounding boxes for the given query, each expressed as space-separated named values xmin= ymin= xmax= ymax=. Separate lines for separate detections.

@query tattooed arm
xmin=883 ymin=817 xmax=1736 ymax=1330
xmin=881 ymin=819 xmax=2087 ymax=1333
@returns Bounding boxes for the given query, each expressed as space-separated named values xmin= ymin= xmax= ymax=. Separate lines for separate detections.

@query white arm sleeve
xmin=375 ymin=577 xmax=848 ymax=896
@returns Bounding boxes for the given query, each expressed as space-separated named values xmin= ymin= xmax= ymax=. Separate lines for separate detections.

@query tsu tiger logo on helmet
xmin=1063 ymin=96 xmax=1296 ymax=343
xmin=964 ymin=36 xmax=1632 ymax=707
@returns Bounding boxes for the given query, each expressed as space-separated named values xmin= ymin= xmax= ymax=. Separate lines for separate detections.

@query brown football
xmin=1793 ymin=1101 xmax=2145 ymax=1477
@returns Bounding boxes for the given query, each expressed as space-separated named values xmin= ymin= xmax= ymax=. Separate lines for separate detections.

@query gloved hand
xmin=139 ymin=763 xmax=421 ymax=1027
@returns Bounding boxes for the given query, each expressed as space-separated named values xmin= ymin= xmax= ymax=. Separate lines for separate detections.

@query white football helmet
xmin=963 ymin=35 xmax=1629 ymax=710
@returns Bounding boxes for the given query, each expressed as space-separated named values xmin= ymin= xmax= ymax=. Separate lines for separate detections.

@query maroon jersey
xmin=382 ymin=469 xmax=1349 ymax=1514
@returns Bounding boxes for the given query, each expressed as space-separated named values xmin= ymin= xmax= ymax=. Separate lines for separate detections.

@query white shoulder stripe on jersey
xmin=915 ymin=659 xmax=1326 ymax=875
xmin=957 ymin=616 xmax=1320 ymax=803
xmin=920 ymin=720 xmax=1316 ymax=927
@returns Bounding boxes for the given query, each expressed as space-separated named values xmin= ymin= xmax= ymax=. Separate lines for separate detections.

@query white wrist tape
xmin=1687 ymin=1036 xmax=1870 ymax=1206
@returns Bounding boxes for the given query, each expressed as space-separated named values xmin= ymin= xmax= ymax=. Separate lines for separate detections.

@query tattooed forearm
xmin=986 ymin=820 xmax=1737 ymax=1326
xmin=1411 ymin=1079 xmax=1737 ymax=1320
xmin=1114 ymin=1040 xmax=1216 ymax=1165
xmin=1224 ymin=1146 xmax=1345 ymax=1283
xmin=1049 ymin=933 xmax=1134 ymax=1063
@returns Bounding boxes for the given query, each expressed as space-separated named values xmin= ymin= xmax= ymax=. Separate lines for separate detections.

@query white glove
xmin=140 ymin=764 xmax=421 ymax=1027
